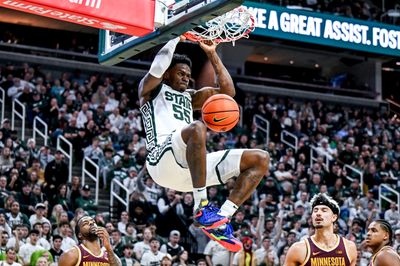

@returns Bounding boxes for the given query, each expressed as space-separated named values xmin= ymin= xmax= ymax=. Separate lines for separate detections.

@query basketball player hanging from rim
xmin=365 ymin=219 xmax=400 ymax=266
xmin=138 ymin=36 xmax=269 ymax=252
xmin=284 ymin=193 xmax=358 ymax=266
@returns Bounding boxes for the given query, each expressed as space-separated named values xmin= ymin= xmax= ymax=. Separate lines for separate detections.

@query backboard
xmin=98 ymin=0 xmax=244 ymax=66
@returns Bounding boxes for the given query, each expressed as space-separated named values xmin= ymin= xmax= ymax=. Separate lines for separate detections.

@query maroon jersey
xmin=76 ymin=244 xmax=110 ymax=266
xmin=303 ymin=235 xmax=351 ymax=266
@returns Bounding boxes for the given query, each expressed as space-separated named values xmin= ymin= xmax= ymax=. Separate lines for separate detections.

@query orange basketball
xmin=202 ymin=94 xmax=240 ymax=132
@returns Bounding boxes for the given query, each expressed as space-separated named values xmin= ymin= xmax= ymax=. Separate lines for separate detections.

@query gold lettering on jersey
xmin=310 ymin=257 xmax=345 ymax=266
xmin=83 ymin=262 xmax=110 ymax=266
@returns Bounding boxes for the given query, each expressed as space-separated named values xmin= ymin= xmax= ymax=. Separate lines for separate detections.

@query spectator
xmin=74 ymin=185 xmax=97 ymax=217
xmin=140 ymin=238 xmax=166 ymax=266
xmin=110 ymin=229 xmax=124 ymax=257
xmin=37 ymin=147 xmax=54 ymax=169
xmin=384 ymin=202 xmax=400 ymax=226
xmin=67 ymin=176 xmax=81 ymax=211
xmin=134 ymin=227 xmax=152 ymax=261
xmin=16 ymin=183 xmax=36 ymax=216
xmin=136 ymin=168 xmax=161 ymax=212
xmin=83 ymin=137 xmax=103 ymax=163
xmin=0 ymin=147 xmax=14 ymax=174
xmin=52 ymin=184 xmax=72 ymax=214
xmin=58 ymin=221 xmax=76 ymax=251
xmin=123 ymin=167 xmax=138 ymax=196
xmin=172 ymin=250 xmax=191 ymax=266
xmin=124 ymin=110 xmax=142 ymax=133
xmin=30 ymin=222 xmax=51 ymax=250
xmin=6 ymin=201 xmax=30 ymax=229
xmin=204 ymin=240 xmax=230 ymax=266
xmin=109 ymin=108 xmax=124 ymax=135
xmin=255 ymin=237 xmax=278 ymax=266
xmin=29 ymin=204 xmax=50 ymax=229
xmin=98 ymin=148 xmax=114 ymax=189
xmin=122 ymin=223 xmax=137 ymax=245
xmin=120 ymin=244 xmax=140 ymax=266
xmin=232 ymin=237 xmax=257 ymax=266
xmin=117 ymin=211 xmax=130 ymax=236
xmin=160 ymin=230 xmax=184 ymax=261
xmin=26 ymin=160 xmax=45 ymax=185
xmin=19 ymin=229 xmax=44 ymax=266
xmin=44 ymin=151 xmax=68 ymax=200
xmin=118 ymin=122 xmax=134 ymax=148
xmin=156 ymin=189 xmax=184 ymax=238
xmin=2 ymin=247 xmax=21 ymax=266
xmin=0 ymin=231 xmax=10 ymax=253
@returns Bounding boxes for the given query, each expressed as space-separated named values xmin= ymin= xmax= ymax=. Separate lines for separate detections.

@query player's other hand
xmin=96 ymin=227 xmax=112 ymax=251
xmin=179 ymin=35 xmax=186 ymax=42
xmin=199 ymin=40 xmax=217 ymax=54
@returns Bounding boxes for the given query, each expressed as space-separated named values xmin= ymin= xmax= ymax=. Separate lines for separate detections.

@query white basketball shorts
xmin=146 ymin=129 xmax=246 ymax=192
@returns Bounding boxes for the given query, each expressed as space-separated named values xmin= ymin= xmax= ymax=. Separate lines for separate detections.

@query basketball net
xmin=183 ymin=7 xmax=255 ymax=46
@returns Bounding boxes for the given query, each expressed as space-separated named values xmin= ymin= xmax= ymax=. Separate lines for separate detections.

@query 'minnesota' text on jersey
xmin=303 ymin=236 xmax=351 ymax=266
xmin=76 ymin=244 xmax=110 ymax=266
xmin=140 ymin=83 xmax=193 ymax=151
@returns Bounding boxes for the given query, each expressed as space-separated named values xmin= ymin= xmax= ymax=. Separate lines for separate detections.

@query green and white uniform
xmin=140 ymin=83 xmax=245 ymax=192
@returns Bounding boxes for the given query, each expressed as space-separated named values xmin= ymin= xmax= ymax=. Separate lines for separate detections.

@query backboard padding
xmin=98 ymin=0 xmax=244 ymax=66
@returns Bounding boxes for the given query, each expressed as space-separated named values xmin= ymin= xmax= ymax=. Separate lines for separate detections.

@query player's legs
xmin=204 ymin=149 xmax=269 ymax=217
xmin=180 ymin=120 xmax=207 ymax=189
xmin=224 ymin=150 xmax=269 ymax=214
xmin=146 ymin=127 xmax=228 ymax=229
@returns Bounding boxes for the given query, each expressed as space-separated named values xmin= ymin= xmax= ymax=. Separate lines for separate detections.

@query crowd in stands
xmin=0 ymin=60 xmax=400 ymax=266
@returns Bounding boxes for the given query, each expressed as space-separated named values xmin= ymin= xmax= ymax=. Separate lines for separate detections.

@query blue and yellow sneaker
xmin=193 ymin=200 xmax=229 ymax=229
xmin=201 ymin=223 xmax=242 ymax=252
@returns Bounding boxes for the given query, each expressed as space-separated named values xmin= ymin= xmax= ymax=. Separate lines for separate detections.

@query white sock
xmin=193 ymin=187 xmax=208 ymax=209
xmin=218 ymin=200 xmax=238 ymax=218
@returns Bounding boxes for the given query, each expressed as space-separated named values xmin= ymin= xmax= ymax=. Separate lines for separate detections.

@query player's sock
xmin=193 ymin=187 xmax=208 ymax=210
xmin=218 ymin=200 xmax=238 ymax=218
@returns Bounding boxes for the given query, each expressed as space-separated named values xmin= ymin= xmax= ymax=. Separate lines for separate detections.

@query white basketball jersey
xmin=140 ymin=83 xmax=193 ymax=151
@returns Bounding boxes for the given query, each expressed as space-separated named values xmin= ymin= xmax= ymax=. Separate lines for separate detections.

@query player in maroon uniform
xmin=284 ymin=193 xmax=357 ymax=266
xmin=365 ymin=219 xmax=400 ymax=266
xmin=59 ymin=216 xmax=121 ymax=266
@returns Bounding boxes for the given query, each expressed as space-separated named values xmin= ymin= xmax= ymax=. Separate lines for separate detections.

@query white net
xmin=184 ymin=7 xmax=255 ymax=45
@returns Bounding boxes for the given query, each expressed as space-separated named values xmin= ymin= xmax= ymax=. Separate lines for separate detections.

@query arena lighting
xmin=388 ymin=6 xmax=400 ymax=17
xmin=396 ymin=62 xmax=400 ymax=66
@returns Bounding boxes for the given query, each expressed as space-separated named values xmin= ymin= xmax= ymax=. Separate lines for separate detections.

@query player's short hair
xmin=75 ymin=215 xmax=91 ymax=240
xmin=168 ymin=54 xmax=192 ymax=70
xmin=375 ymin=219 xmax=393 ymax=246
xmin=310 ymin=193 xmax=340 ymax=216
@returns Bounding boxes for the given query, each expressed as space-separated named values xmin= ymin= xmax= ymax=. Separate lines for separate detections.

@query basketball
xmin=202 ymin=94 xmax=240 ymax=132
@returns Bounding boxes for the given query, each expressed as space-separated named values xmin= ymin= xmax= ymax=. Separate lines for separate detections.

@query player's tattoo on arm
xmin=108 ymin=250 xmax=122 ymax=266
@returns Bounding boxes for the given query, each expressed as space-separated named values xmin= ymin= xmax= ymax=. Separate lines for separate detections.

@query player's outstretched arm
xmin=284 ymin=241 xmax=307 ymax=266
xmin=191 ymin=41 xmax=235 ymax=110
xmin=344 ymin=239 xmax=358 ymax=266
xmin=138 ymin=36 xmax=184 ymax=106
xmin=58 ymin=247 xmax=79 ymax=266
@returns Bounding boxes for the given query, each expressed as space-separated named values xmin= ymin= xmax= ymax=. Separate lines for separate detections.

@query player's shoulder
xmin=59 ymin=246 xmax=79 ymax=266
xmin=375 ymin=248 xmax=400 ymax=265
xmin=285 ymin=240 xmax=309 ymax=265
xmin=342 ymin=237 xmax=357 ymax=252
xmin=291 ymin=239 xmax=308 ymax=249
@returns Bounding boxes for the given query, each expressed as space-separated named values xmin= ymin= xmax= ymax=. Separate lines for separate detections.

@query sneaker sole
xmin=201 ymin=228 xmax=242 ymax=252
xmin=193 ymin=216 xmax=229 ymax=229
